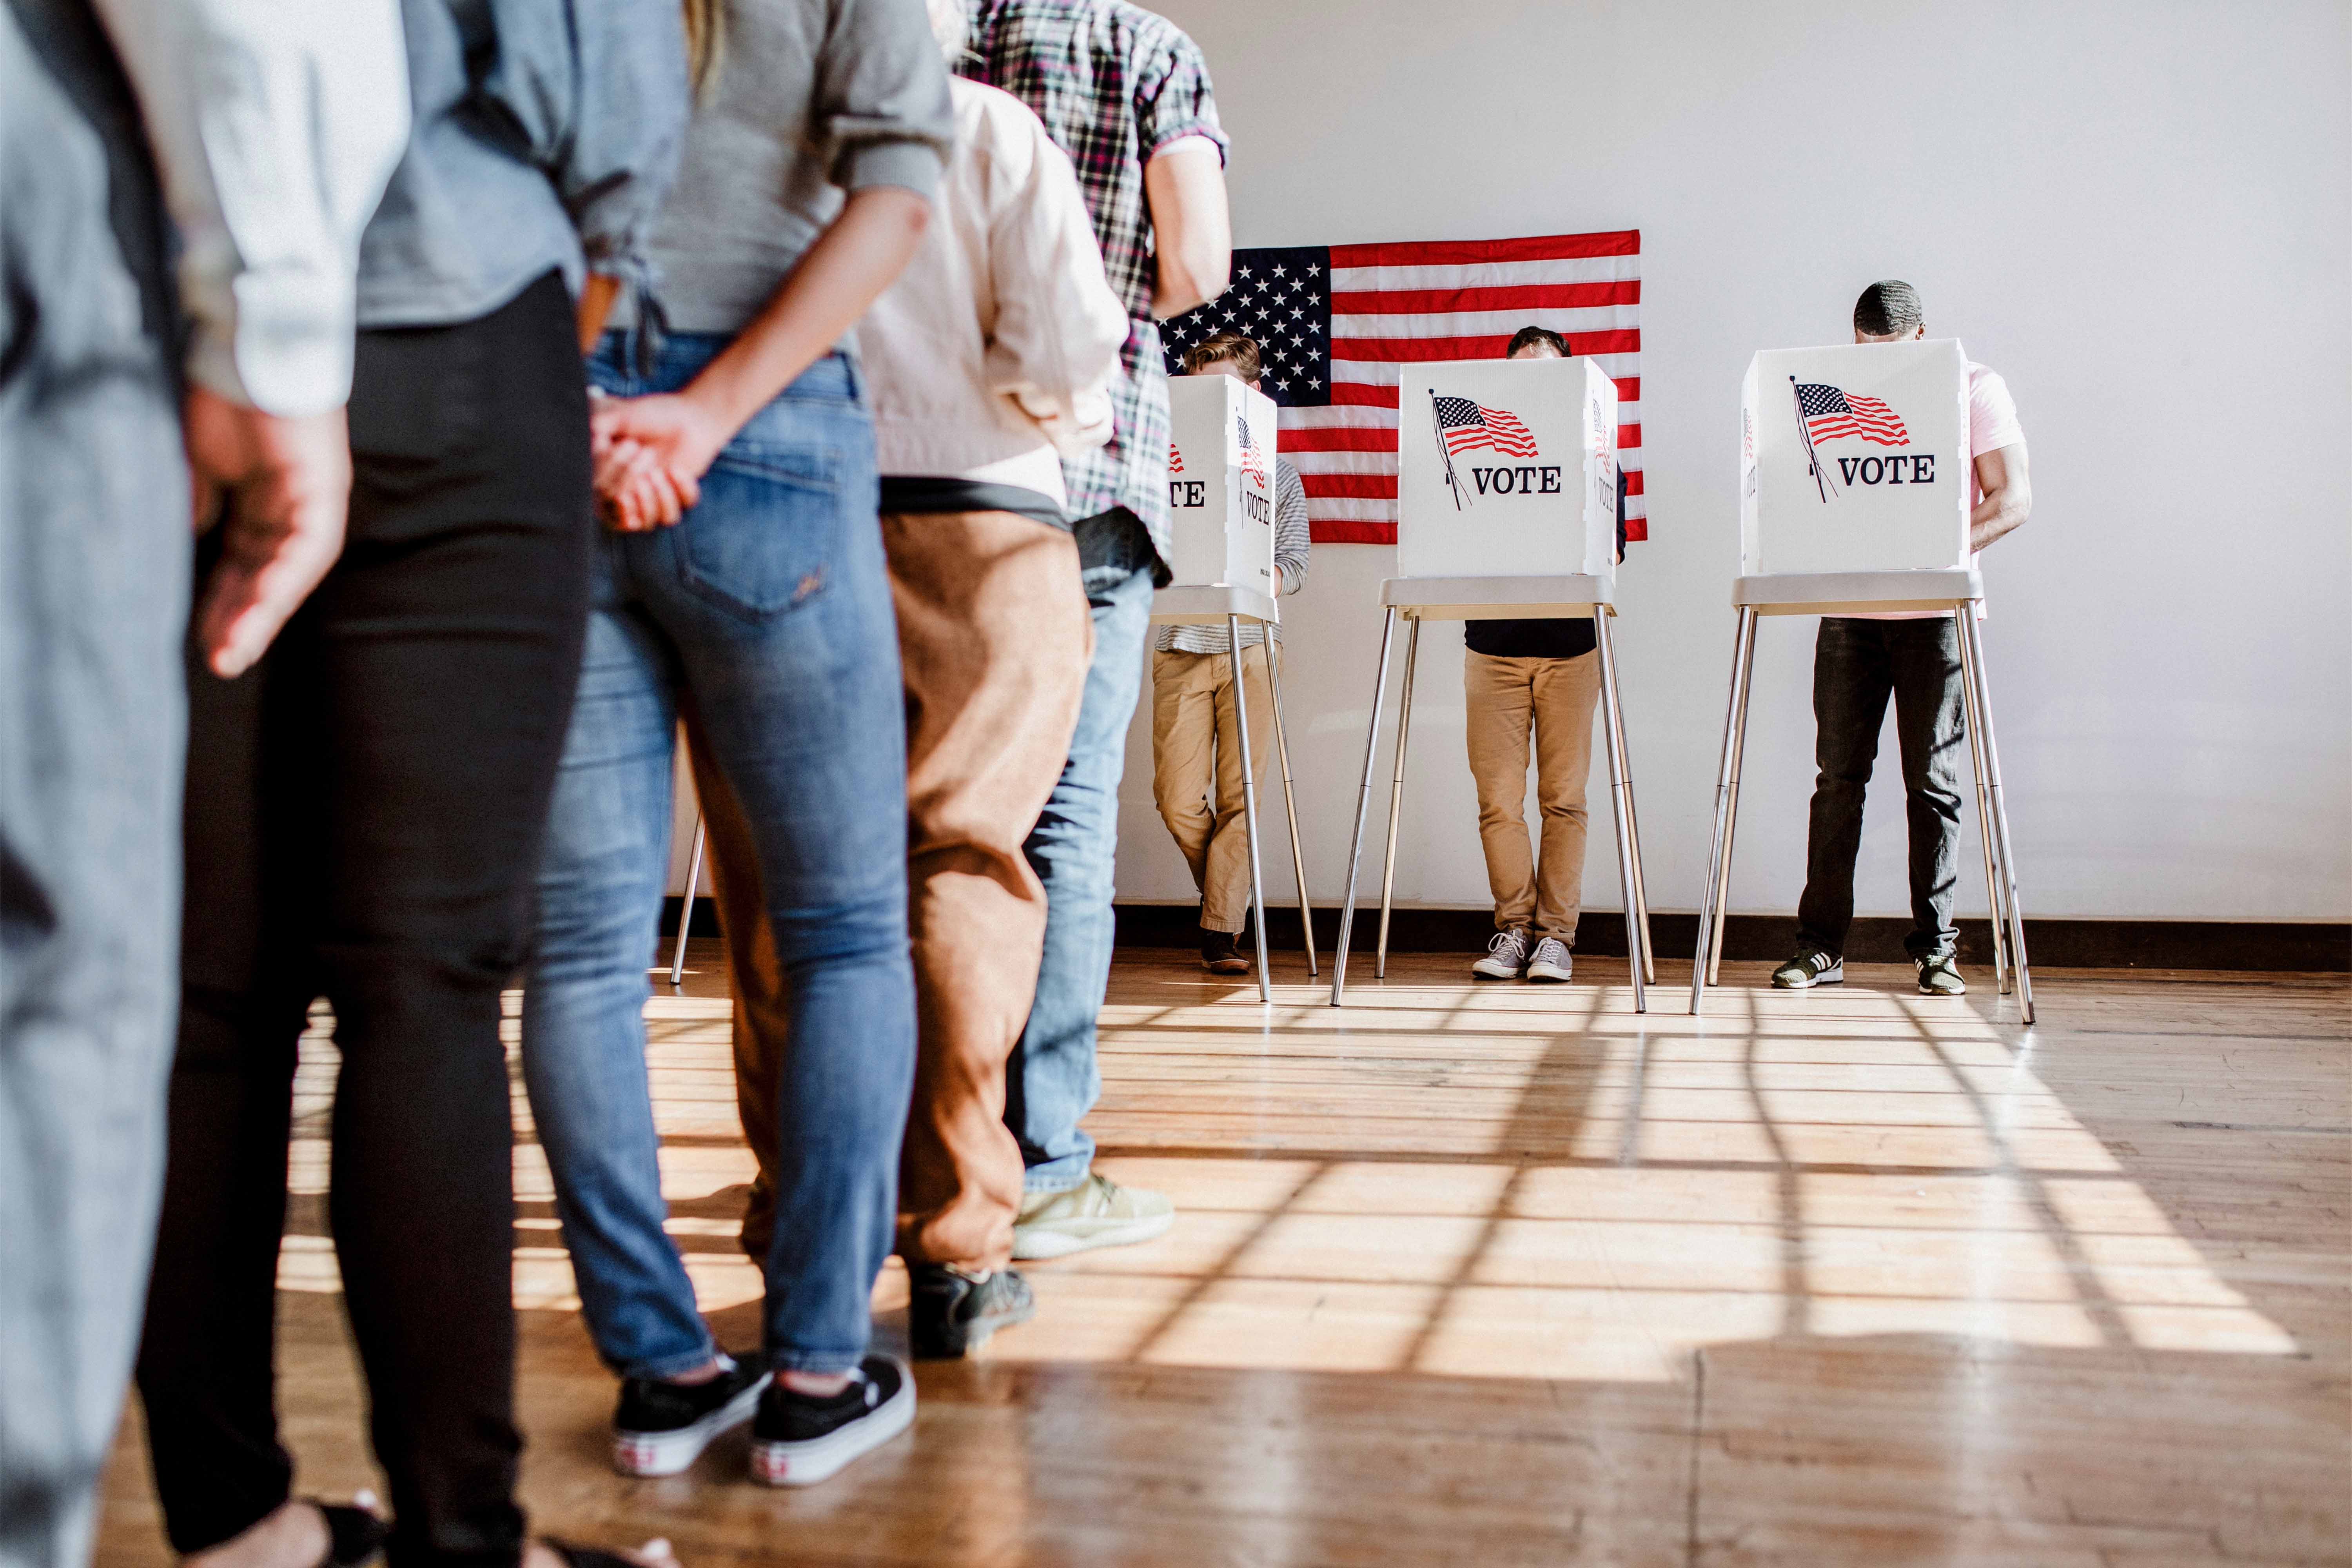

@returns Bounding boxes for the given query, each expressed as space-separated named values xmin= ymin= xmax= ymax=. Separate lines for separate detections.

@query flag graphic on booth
xmin=1795 ymin=383 xmax=1909 ymax=446
xmin=1161 ymin=230 xmax=1642 ymax=544
xmin=1169 ymin=441 xmax=1184 ymax=475
xmin=1237 ymin=416 xmax=1267 ymax=488
xmin=1433 ymin=397 xmax=1539 ymax=457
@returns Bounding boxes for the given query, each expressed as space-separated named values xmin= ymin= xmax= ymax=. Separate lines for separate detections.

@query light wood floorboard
xmin=99 ymin=951 xmax=2351 ymax=1566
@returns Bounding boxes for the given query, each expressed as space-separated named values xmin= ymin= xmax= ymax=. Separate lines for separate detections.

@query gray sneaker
xmin=1523 ymin=936 xmax=1573 ymax=983
xmin=1916 ymin=953 xmax=1966 ymax=995
xmin=1472 ymin=926 xmax=1534 ymax=980
xmin=1770 ymin=949 xmax=1844 ymax=989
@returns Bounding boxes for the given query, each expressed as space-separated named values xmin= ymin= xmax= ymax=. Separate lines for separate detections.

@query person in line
xmin=709 ymin=0 xmax=1131 ymax=1363
xmin=1151 ymin=332 xmax=1310 ymax=975
xmin=1461 ymin=325 xmax=1631 ymax=985
xmin=962 ymin=0 xmax=1232 ymax=1270
xmin=2 ymin=5 xmax=407 ymax=1565
xmin=1772 ymin=279 xmax=2031 ymax=996
xmin=518 ymin=0 xmax=951 ymax=1488
xmin=130 ymin=3 xmax=690 ymax=1565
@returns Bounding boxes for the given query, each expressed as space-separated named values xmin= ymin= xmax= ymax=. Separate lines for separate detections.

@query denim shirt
xmin=358 ymin=0 xmax=689 ymax=329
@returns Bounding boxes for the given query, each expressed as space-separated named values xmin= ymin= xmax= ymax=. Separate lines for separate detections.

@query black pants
xmin=1794 ymin=616 xmax=1967 ymax=961
xmin=136 ymin=270 xmax=592 ymax=1568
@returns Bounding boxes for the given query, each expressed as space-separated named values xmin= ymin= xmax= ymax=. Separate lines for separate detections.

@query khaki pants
xmin=706 ymin=510 xmax=1091 ymax=1274
xmin=1150 ymin=644 xmax=1274 ymax=934
xmin=1463 ymin=649 xmax=1601 ymax=942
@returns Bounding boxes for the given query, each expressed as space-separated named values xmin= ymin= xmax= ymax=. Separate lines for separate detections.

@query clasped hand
xmin=590 ymin=390 xmax=730 ymax=532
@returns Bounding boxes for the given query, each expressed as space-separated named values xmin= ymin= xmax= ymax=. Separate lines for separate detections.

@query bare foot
xmin=182 ymin=1501 xmax=329 ymax=1568
xmin=777 ymin=1370 xmax=851 ymax=1398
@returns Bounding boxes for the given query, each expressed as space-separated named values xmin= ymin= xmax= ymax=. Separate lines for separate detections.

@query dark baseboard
xmin=664 ymin=895 xmax=2347 ymax=971
xmin=1108 ymin=903 xmax=2351 ymax=973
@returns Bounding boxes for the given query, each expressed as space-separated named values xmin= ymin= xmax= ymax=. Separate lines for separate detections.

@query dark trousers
xmin=1795 ymin=616 xmax=1967 ymax=961
xmin=136 ymin=271 xmax=592 ymax=1568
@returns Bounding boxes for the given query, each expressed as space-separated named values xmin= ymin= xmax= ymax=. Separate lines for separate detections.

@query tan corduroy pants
xmin=1462 ymin=649 xmax=1601 ymax=942
xmin=1149 ymin=644 xmax=1273 ymax=934
xmin=704 ymin=509 xmax=1090 ymax=1275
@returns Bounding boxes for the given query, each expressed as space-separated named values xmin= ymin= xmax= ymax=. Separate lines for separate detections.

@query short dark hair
xmin=1184 ymin=332 xmax=1261 ymax=381
xmin=1506 ymin=325 xmax=1569 ymax=358
xmin=1853 ymin=279 xmax=1924 ymax=337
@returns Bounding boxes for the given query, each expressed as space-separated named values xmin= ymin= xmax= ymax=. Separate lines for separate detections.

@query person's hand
xmin=590 ymin=392 xmax=729 ymax=531
xmin=184 ymin=387 xmax=354 ymax=679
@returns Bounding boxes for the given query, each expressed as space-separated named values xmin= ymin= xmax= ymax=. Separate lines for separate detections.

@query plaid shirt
xmin=962 ymin=0 xmax=1227 ymax=563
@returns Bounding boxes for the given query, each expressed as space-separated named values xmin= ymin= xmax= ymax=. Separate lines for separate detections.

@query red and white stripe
xmin=1278 ymin=230 xmax=1642 ymax=544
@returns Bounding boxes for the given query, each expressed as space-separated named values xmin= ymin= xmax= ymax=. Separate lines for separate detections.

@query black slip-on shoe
xmin=611 ymin=1355 xmax=770 ymax=1476
xmin=749 ymin=1355 xmax=916 ymax=1486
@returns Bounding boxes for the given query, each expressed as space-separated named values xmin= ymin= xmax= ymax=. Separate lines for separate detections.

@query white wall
xmin=1110 ymin=0 xmax=2352 ymax=923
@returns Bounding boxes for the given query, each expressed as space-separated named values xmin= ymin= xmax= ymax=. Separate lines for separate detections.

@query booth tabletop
xmin=1380 ymin=574 xmax=1614 ymax=621
xmin=1151 ymin=584 xmax=1281 ymax=627
xmin=1732 ymin=568 xmax=1983 ymax=616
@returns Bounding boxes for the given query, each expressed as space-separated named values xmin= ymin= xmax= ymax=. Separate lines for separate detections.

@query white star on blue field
xmin=1160 ymin=245 xmax=1334 ymax=407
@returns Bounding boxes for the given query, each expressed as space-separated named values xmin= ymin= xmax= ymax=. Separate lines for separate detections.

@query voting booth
xmin=1330 ymin=356 xmax=1655 ymax=1010
xmin=1397 ymin=355 xmax=1621 ymax=582
xmin=1739 ymin=339 xmax=1970 ymax=576
xmin=1167 ymin=374 xmax=1280 ymax=593
xmin=1693 ymin=338 xmax=2034 ymax=1020
xmin=1152 ymin=374 xmax=1311 ymax=1000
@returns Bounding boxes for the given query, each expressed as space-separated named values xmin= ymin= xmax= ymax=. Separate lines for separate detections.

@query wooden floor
xmin=100 ymin=949 xmax=2350 ymax=1566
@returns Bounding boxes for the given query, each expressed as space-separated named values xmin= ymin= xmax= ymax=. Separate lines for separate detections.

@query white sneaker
xmin=1472 ymin=927 xmax=1534 ymax=980
xmin=1524 ymin=936 xmax=1573 ymax=983
xmin=1011 ymin=1174 xmax=1174 ymax=1259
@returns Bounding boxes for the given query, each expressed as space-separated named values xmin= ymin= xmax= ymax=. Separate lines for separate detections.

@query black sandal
xmin=307 ymin=1500 xmax=390 ymax=1568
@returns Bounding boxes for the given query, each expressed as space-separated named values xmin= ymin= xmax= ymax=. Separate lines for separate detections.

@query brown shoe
xmin=1200 ymin=927 xmax=1250 ymax=974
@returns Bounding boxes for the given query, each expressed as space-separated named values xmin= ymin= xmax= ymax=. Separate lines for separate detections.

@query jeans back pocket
xmin=674 ymin=440 xmax=844 ymax=621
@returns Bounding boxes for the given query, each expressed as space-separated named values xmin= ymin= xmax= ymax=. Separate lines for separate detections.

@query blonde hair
xmin=927 ymin=0 xmax=968 ymax=61
xmin=682 ymin=0 xmax=727 ymax=97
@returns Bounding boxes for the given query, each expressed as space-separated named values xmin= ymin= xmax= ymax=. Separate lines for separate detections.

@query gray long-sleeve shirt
xmin=634 ymin=0 xmax=953 ymax=335
xmin=358 ymin=0 xmax=690 ymax=328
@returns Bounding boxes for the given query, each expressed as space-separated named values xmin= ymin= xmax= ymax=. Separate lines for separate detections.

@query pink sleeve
xmin=1968 ymin=364 xmax=2024 ymax=457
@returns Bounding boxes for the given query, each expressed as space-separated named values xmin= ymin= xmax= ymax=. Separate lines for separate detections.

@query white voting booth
xmin=1693 ymin=339 xmax=2034 ymax=1018
xmin=1330 ymin=356 xmax=1655 ymax=1010
xmin=1153 ymin=374 xmax=1312 ymax=1001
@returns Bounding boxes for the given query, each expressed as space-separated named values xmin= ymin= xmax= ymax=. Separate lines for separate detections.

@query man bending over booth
xmin=1772 ymin=279 xmax=2032 ymax=996
xmin=1152 ymin=332 xmax=1310 ymax=975
xmin=1461 ymin=326 xmax=1630 ymax=984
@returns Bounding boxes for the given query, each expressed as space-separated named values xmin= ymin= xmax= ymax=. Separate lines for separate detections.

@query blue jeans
xmin=1005 ymin=512 xmax=1159 ymax=1193
xmin=521 ymin=337 xmax=915 ymax=1377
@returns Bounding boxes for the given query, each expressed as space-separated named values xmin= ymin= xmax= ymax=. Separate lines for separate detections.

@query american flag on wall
xmin=1161 ymin=230 xmax=1642 ymax=544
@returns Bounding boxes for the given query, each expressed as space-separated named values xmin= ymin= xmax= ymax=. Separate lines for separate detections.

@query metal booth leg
xmin=1267 ymin=637 xmax=1318 ymax=976
xmin=1593 ymin=609 xmax=1648 ymax=1014
xmin=1595 ymin=608 xmax=1654 ymax=985
xmin=1954 ymin=608 xmax=2011 ymax=996
xmin=1709 ymin=609 xmax=1759 ymax=987
xmin=669 ymin=816 xmax=707 ymax=988
xmin=1959 ymin=612 xmax=2034 ymax=1024
xmin=1690 ymin=607 xmax=1759 ymax=1014
xmin=1374 ymin=617 xmax=1422 ymax=980
xmin=1228 ymin=613 xmax=1273 ymax=1003
xmin=1330 ymin=608 xmax=1399 ymax=1005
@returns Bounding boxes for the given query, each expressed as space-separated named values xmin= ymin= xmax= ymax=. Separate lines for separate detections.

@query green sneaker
xmin=1916 ymin=953 xmax=1966 ymax=995
xmin=1011 ymin=1174 xmax=1174 ymax=1260
xmin=1770 ymin=949 xmax=1844 ymax=989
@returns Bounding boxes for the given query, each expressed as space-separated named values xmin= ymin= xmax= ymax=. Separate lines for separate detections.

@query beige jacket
xmin=862 ymin=77 xmax=1127 ymax=506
